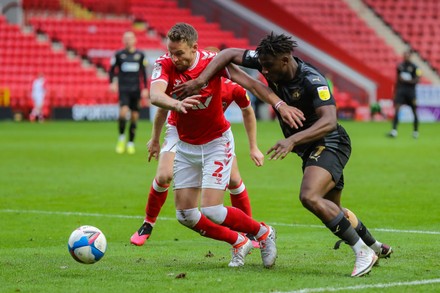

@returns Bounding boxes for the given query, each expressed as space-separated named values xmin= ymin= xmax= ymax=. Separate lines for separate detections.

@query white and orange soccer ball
xmin=68 ymin=225 xmax=107 ymax=264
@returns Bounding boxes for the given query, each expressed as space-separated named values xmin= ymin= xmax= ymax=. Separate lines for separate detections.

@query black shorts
xmin=395 ymin=88 xmax=416 ymax=107
xmin=301 ymin=125 xmax=351 ymax=190
xmin=119 ymin=89 xmax=141 ymax=111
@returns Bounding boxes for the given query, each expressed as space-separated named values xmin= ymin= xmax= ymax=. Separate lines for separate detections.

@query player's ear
xmin=192 ymin=42 xmax=198 ymax=52
xmin=281 ymin=55 xmax=290 ymax=65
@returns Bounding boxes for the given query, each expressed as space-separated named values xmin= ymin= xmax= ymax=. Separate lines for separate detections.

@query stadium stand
xmin=130 ymin=0 xmax=251 ymax=49
xmin=2 ymin=0 xmax=257 ymax=119
xmin=22 ymin=0 xmax=61 ymax=11
xmin=7 ymin=0 xmax=436 ymax=121
xmin=364 ymin=0 xmax=440 ymax=73
xmin=270 ymin=0 xmax=400 ymax=82
xmin=28 ymin=17 xmax=165 ymax=70
xmin=0 ymin=15 xmax=116 ymax=117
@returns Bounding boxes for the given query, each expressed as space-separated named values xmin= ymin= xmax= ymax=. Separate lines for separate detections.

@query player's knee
xmin=200 ymin=204 xmax=227 ymax=224
xmin=228 ymin=180 xmax=245 ymax=195
xmin=176 ymin=208 xmax=201 ymax=228
xmin=155 ymin=173 xmax=173 ymax=185
xmin=299 ymin=193 xmax=319 ymax=210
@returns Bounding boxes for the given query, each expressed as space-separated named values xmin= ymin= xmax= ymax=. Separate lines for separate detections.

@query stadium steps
xmin=130 ymin=0 xmax=251 ymax=49
xmin=364 ymin=0 xmax=440 ymax=81
xmin=0 ymin=15 xmax=117 ymax=115
xmin=27 ymin=17 xmax=165 ymax=71
xmin=272 ymin=0 xmax=400 ymax=81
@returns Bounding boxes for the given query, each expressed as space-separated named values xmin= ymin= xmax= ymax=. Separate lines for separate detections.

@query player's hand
xmin=174 ymin=95 xmax=201 ymax=113
xmin=146 ymin=139 xmax=160 ymax=162
xmin=277 ymin=103 xmax=305 ymax=129
xmin=141 ymin=89 xmax=150 ymax=107
xmin=266 ymin=137 xmax=295 ymax=160
xmin=250 ymin=147 xmax=264 ymax=167
xmin=141 ymin=88 xmax=149 ymax=99
xmin=171 ymin=79 xmax=204 ymax=100
xmin=109 ymin=83 xmax=118 ymax=93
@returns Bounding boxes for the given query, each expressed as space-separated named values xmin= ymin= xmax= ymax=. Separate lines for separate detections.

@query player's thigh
xmin=160 ymin=124 xmax=178 ymax=153
xmin=119 ymin=90 xmax=130 ymax=107
xmin=201 ymin=130 xmax=235 ymax=190
xmin=200 ymin=188 xmax=227 ymax=207
xmin=174 ymin=141 xmax=202 ymax=189
xmin=301 ymin=165 xmax=335 ymax=200
xmin=229 ymin=157 xmax=242 ymax=187
xmin=302 ymin=146 xmax=347 ymax=198
xmin=128 ymin=90 xmax=141 ymax=111
xmin=175 ymin=188 xmax=200 ymax=209
xmin=156 ymin=151 xmax=175 ymax=184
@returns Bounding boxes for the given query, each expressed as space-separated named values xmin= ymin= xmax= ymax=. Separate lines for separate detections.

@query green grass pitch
xmin=1 ymin=120 xmax=439 ymax=292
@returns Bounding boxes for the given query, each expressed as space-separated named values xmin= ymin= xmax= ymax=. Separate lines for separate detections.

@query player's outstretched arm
xmin=241 ymin=105 xmax=264 ymax=167
xmin=267 ymin=105 xmax=337 ymax=160
xmin=172 ymin=48 xmax=246 ymax=98
xmin=150 ymin=81 xmax=200 ymax=113
xmin=227 ymin=64 xmax=305 ymax=129
xmin=147 ymin=108 xmax=168 ymax=162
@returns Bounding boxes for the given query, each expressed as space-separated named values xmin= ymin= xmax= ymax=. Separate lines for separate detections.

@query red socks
xmin=222 ymin=206 xmax=260 ymax=235
xmin=193 ymin=214 xmax=238 ymax=244
xmin=145 ymin=180 xmax=169 ymax=224
xmin=229 ymin=181 xmax=252 ymax=217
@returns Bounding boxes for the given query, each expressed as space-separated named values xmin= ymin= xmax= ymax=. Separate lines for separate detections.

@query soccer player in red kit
xmin=130 ymin=77 xmax=263 ymax=248
xmin=148 ymin=23 xmax=277 ymax=268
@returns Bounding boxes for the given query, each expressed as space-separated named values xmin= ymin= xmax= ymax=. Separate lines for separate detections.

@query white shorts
xmin=32 ymin=94 xmax=44 ymax=108
xmin=160 ymin=124 xmax=178 ymax=154
xmin=173 ymin=128 xmax=235 ymax=190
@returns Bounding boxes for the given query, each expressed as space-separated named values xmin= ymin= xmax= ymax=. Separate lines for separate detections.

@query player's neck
xmin=284 ymin=56 xmax=298 ymax=82
xmin=126 ymin=47 xmax=136 ymax=53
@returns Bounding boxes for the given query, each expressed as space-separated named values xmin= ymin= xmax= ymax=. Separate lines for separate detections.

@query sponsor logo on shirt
xmin=151 ymin=63 xmax=162 ymax=79
xmin=121 ymin=62 xmax=140 ymax=72
xmin=317 ymin=86 xmax=330 ymax=101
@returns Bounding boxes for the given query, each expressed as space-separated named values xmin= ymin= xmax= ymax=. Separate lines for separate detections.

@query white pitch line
xmin=276 ymin=278 xmax=440 ymax=293
xmin=2 ymin=209 xmax=440 ymax=292
xmin=272 ymin=222 xmax=440 ymax=235
xmin=2 ymin=209 xmax=440 ymax=235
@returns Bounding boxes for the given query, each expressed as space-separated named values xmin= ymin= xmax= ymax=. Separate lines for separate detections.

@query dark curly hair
xmin=256 ymin=32 xmax=298 ymax=57
xmin=167 ymin=23 xmax=198 ymax=46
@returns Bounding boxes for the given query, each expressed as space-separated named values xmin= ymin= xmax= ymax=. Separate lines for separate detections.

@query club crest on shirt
xmin=134 ymin=53 xmax=141 ymax=61
xmin=173 ymin=79 xmax=182 ymax=88
xmin=151 ymin=63 xmax=162 ymax=79
xmin=317 ymin=86 xmax=330 ymax=101
xmin=290 ymin=88 xmax=301 ymax=101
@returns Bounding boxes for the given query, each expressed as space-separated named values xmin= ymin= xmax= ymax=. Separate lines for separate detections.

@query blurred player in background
xmin=148 ymin=23 xmax=278 ymax=268
xmin=109 ymin=31 xmax=149 ymax=154
xmin=388 ymin=50 xmax=421 ymax=138
xmin=174 ymin=32 xmax=393 ymax=277
xmin=29 ymin=73 xmax=46 ymax=122
xmin=131 ymin=75 xmax=264 ymax=248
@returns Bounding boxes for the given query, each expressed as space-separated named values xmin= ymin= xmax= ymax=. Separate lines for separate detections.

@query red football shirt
xmin=167 ymin=77 xmax=250 ymax=126
xmin=220 ymin=78 xmax=250 ymax=110
xmin=151 ymin=50 xmax=231 ymax=145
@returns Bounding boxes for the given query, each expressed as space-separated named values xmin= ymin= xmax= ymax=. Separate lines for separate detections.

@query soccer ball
xmin=68 ymin=225 xmax=107 ymax=264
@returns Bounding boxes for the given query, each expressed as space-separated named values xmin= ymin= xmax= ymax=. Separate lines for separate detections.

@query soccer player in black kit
xmin=173 ymin=32 xmax=393 ymax=277
xmin=388 ymin=50 xmax=421 ymax=138
xmin=109 ymin=31 xmax=149 ymax=154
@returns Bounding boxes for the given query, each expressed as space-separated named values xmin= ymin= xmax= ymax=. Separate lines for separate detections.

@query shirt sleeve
xmin=232 ymin=85 xmax=251 ymax=108
xmin=306 ymin=76 xmax=336 ymax=109
xmin=150 ymin=57 xmax=170 ymax=86
xmin=241 ymin=50 xmax=262 ymax=71
xmin=108 ymin=53 xmax=118 ymax=83
xmin=140 ymin=53 xmax=148 ymax=88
